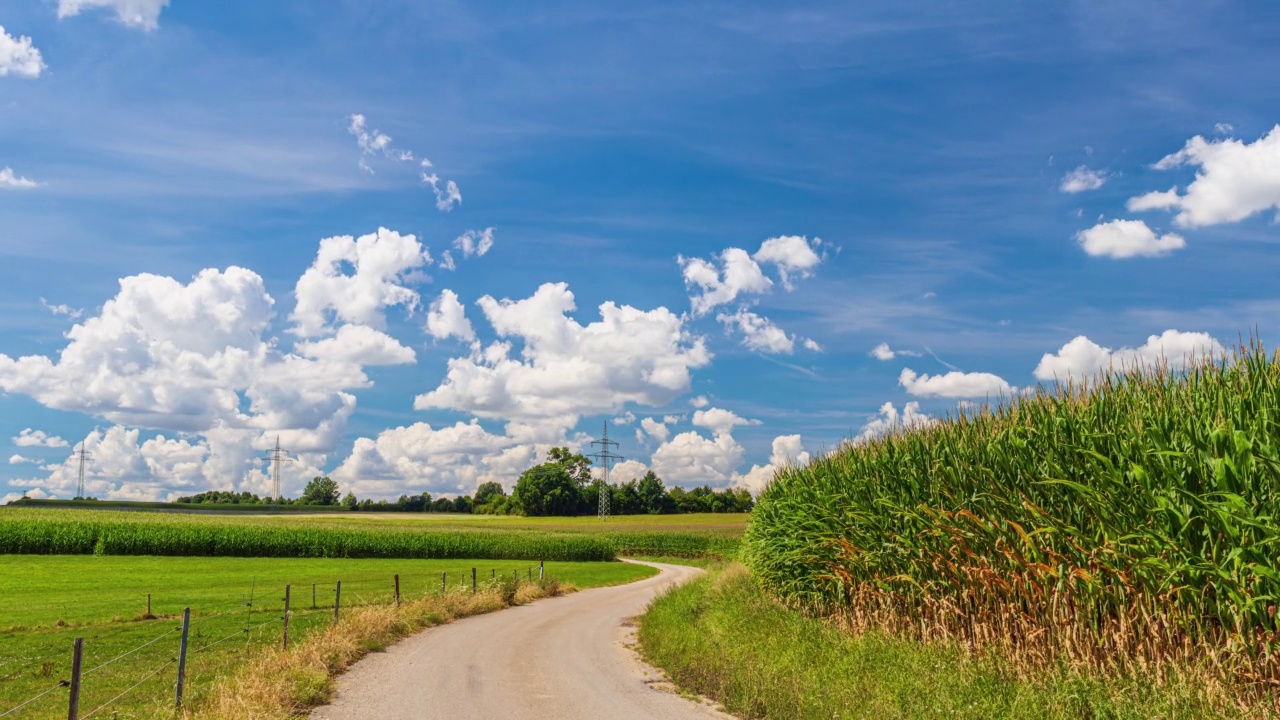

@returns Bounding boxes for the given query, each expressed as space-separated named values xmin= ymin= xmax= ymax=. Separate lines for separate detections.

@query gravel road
xmin=310 ymin=560 xmax=734 ymax=720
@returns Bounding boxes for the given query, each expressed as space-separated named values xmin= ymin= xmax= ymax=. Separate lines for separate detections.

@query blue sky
xmin=3 ymin=0 xmax=1280 ymax=502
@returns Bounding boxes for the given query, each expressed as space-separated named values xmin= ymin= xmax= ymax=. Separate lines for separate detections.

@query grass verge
xmin=638 ymin=565 xmax=1247 ymax=720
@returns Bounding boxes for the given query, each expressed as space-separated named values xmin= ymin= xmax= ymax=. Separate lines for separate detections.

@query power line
xmin=589 ymin=421 xmax=623 ymax=522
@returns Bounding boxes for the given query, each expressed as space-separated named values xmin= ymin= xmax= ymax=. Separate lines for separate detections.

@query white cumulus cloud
xmin=1033 ymin=330 xmax=1224 ymax=381
xmin=639 ymin=417 xmax=670 ymax=443
xmin=57 ymin=0 xmax=169 ymax=30
xmin=1126 ymin=187 xmax=1181 ymax=212
xmin=422 ymin=172 xmax=462 ymax=212
xmin=1075 ymin=219 xmax=1185 ymax=259
xmin=453 ymin=228 xmax=494 ymax=258
xmin=425 ymin=289 xmax=475 ymax=342
xmin=13 ymin=428 xmax=69 ymax=448
xmin=732 ymin=434 xmax=811 ymax=494
xmin=0 ymin=168 xmax=39 ymax=189
xmin=650 ymin=430 xmax=745 ymax=486
xmin=899 ymin=368 xmax=1012 ymax=398
xmin=692 ymin=407 xmax=759 ymax=437
xmin=716 ymin=307 xmax=795 ymax=354
xmin=8 ymin=454 xmax=36 ymax=465
xmin=856 ymin=401 xmax=936 ymax=443
xmin=414 ymin=282 xmax=711 ymax=437
xmin=0 ymin=26 xmax=44 ymax=78
xmin=1059 ymin=165 xmax=1108 ymax=193
xmin=680 ymin=235 xmax=826 ymax=315
xmin=295 ymin=324 xmax=416 ymax=366
xmin=290 ymin=228 xmax=430 ymax=337
xmin=1146 ymin=126 xmax=1280 ymax=228
xmin=752 ymin=235 xmax=825 ymax=289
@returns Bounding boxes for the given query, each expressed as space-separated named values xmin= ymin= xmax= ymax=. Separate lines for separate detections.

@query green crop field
xmin=0 ymin=507 xmax=745 ymax=560
xmin=744 ymin=342 xmax=1280 ymax=710
xmin=0 ymin=555 xmax=654 ymax=719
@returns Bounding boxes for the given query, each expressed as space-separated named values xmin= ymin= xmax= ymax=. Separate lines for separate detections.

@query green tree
xmin=301 ymin=476 xmax=341 ymax=506
xmin=611 ymin=480 xmax=642 ymax=515
xmin=342 ymin=491 xmax=358 ymax=510
xmin=474 ymin=481 xmax=505 ymax=506
xmin=636 ymin=471 xmax=674 ymax=514
xmin=512 ymin=448 xmax=593 ymax=516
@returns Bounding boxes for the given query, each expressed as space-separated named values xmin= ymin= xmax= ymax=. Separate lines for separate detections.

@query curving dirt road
xmin=310 ymin=561 xmax=734 ymax=720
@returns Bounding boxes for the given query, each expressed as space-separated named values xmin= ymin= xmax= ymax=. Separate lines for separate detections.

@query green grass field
xmin=0 ymin=555 xmax=654 ymax=719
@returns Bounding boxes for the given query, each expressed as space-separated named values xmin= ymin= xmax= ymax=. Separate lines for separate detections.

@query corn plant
xmin=745 ymin=340 xmax=1280 ymax=700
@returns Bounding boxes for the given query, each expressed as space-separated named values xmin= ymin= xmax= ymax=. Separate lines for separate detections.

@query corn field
xmin=744 ymin=341 xmax=1280 ymax=704
xmin=0 ymin=516 xmax=616 ymax=561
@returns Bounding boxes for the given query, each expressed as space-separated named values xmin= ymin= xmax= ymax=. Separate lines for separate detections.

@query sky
xmin=3 ymin=0 xmax=1280 ymax=503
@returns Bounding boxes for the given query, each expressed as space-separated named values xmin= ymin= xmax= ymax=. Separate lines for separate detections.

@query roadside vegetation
xmin=0 ymin=555 xmax=654 ymax=718
xmin=640 ymin=565 xmax=1236 ymax=720
xmin=738 ymin=341 xmax=1280 ymax=715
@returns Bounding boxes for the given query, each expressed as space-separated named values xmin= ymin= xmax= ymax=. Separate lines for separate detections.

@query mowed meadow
xmin=0 ymin=508 xmax=742 ymax=718
xmin=738 ymin=341 xmax=1280 ymax=714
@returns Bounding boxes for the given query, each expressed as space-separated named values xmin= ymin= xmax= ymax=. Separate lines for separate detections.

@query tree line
xmin=174 ymin=447 xmax=753 ymax=515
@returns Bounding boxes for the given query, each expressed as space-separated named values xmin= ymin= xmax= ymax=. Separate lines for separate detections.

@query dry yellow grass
xmin=185 ymin=579 xmax=569 ymax=719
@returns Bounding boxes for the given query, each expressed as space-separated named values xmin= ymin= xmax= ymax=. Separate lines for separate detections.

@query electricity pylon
xmin=265 ymin=436 xmax=292 ymax=501
xmin=74 ymin=442 xmax=92 ymax=499
xmin=589 ymin=421 xmax=624 ymax=522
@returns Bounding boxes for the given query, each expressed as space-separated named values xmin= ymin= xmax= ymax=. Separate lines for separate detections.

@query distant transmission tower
xmin=265 ymin=436 xmax=292 ymax=502
xmin=589 ymin=421 xmax=624 ymax=522
xmin=74 ymin=442 xmax=92 ymax=499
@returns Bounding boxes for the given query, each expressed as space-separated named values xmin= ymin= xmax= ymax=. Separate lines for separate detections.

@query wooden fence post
xmin=394 ymin=575 xmax=400 ymax=608
xmin=441 ymin=572 xmax=446 ymax=596
xmin=539 ymin=561 xmax=544 ymax=581
xmin=334 ymin=581 xmax=342 ymax=623
xmin=175 ymin=608 xmax=190 ymax=709
xmin=312 ymin=583 xmax=316 ymax=609
xmin=147 ymin=593 xmax=152 ymax=618
xmin=283 ymin=586 xmax=291 ymax=650
xmin=67 ymin=637 xmax=83 ymax=720
xmin=471 ymin=568 xmax=476 ymax=594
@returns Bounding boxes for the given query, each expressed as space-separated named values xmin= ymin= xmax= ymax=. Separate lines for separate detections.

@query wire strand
xmin=80 ymin=658 xmax=175 ymax=720
xmin=82 ymin=626 xmax=178 ymax=677
xmin=189 ymin=616 xmax=280 ymax=655
xmin=0 ymin=680 xmax=66 ymax=718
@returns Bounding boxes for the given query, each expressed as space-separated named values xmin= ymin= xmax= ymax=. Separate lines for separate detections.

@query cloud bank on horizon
xmin=1 ymin=1 xmax=1277 ymax=503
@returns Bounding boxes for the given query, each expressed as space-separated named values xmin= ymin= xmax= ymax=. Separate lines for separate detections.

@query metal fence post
xmin=67 ymin=637 xmax=83 ymax=720
xmin=394 ymin=574 xmax=400 ymax=608
xmin=539 ymin=561 xmax=544 ymax=581
xmin=147 ymin=593 xmax=152 ymax=618
xmin=441 ymin=572 xmax=446 ymax=596
xmin=175 ymin=608 xmax=190 ymax=710
xmin=283 ymin=586 xmax=291 ymax=650
xmin=312 ymin=583 xmax=316 ymax=609
xmin=513 ymin=569 xmax=518 ymax=585
xmin=334 ymin=581 xmax=342 ymax=623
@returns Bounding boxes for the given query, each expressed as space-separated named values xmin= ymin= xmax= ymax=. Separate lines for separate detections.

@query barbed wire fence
xmin=0 ymin=560 xmax=548 ymax=718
